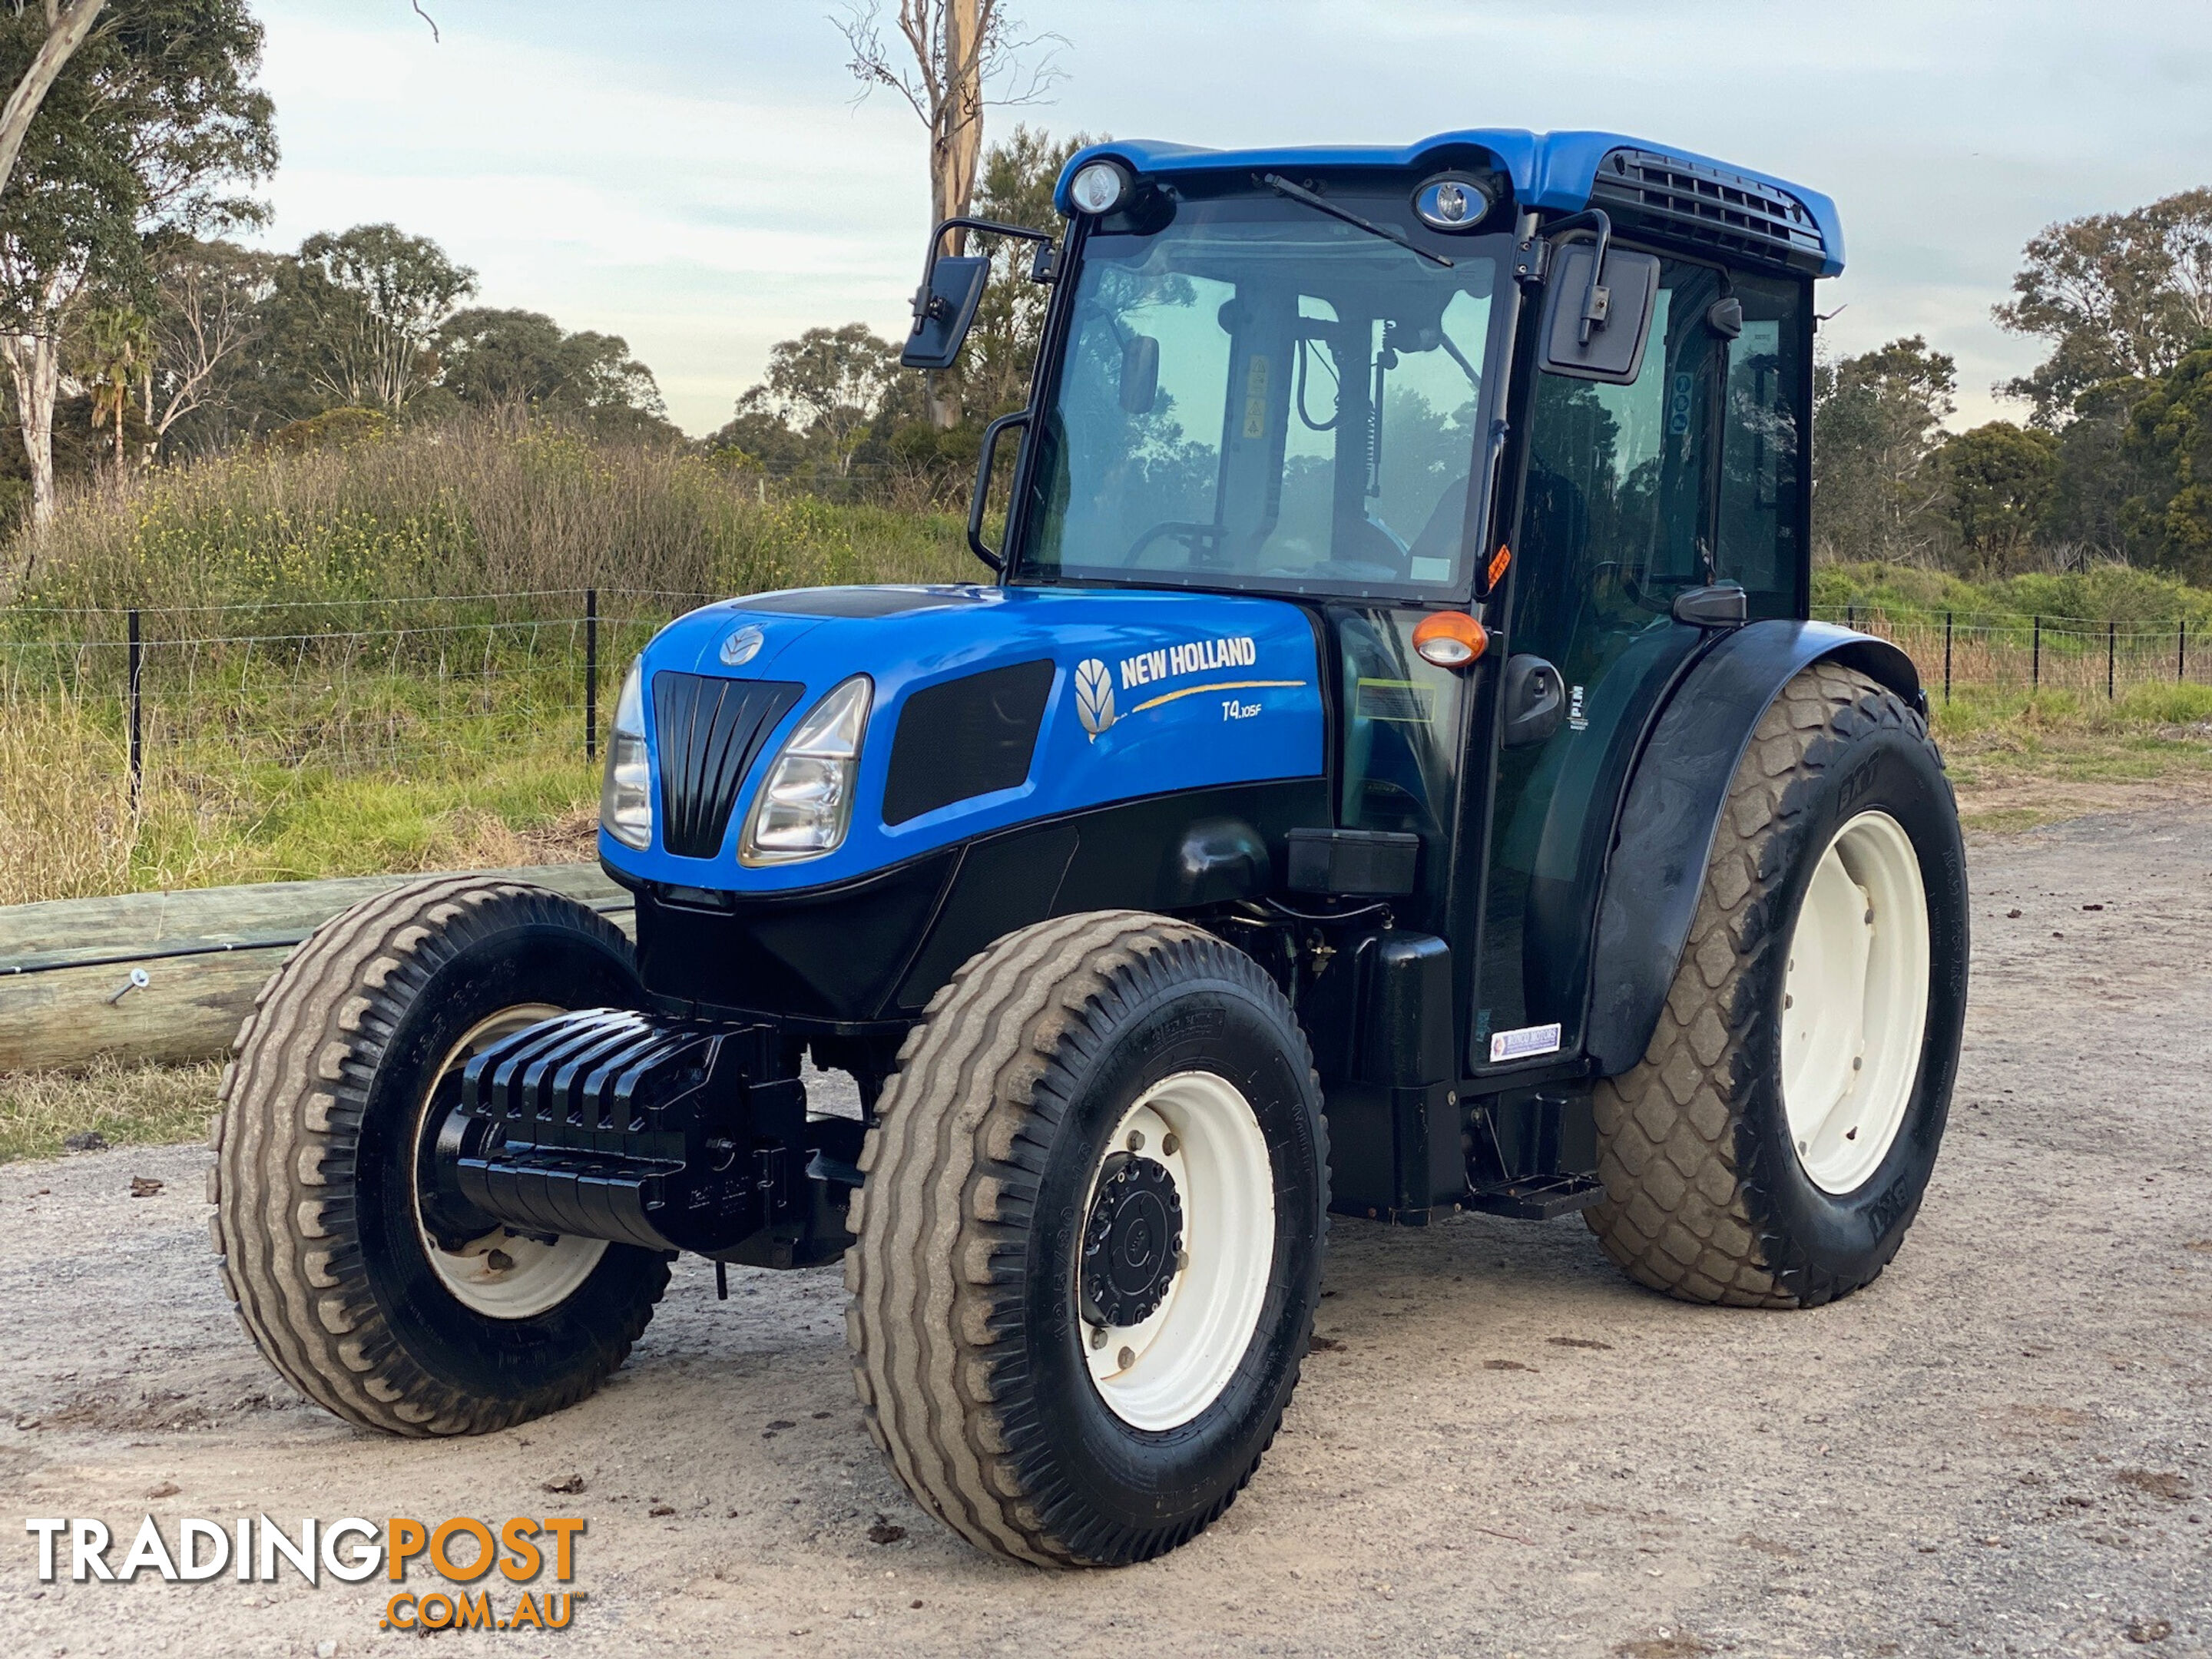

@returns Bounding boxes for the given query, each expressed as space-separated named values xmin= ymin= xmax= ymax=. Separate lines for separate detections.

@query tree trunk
xmin=0 ymin=0 xmax=106 ymax=203
xmin=1 ymin=328 xmax=61 ymax=528
xmin=924 ymin=0 xmax=985 ymax=431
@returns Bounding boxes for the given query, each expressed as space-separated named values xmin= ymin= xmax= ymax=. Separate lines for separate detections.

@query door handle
xmin=1502 ymin=654 xmax=1565 ymax=747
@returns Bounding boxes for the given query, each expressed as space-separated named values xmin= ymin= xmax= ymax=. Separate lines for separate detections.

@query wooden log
xmin=0 ymin=866 xmax=632 ymax=1073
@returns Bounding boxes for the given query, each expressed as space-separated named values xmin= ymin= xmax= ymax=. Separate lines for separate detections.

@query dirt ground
xmin=4 ymin=803 xmax=2209 ymax=1659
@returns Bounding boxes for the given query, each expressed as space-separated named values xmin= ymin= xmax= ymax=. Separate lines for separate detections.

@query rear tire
xmin=845 ymin=911 xmax=1328 ymax=1567
xmin=1584 ymin=664 xmax=1968 ymax=1308
xmin=210 ymin=876 xmax=669 ymax=1435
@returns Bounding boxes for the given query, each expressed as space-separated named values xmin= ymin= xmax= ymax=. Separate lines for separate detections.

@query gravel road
xmin=3 ymin=805 xmax=2208 ymax=1658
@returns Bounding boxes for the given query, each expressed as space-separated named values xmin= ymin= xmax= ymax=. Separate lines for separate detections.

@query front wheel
xmin=845 ymin=912 xmax=1328 ymax=1567
xmin=210 ymin=876 xmax=670 ymax=1435
xmin=1584 ymin=663 xmax=1969 ymax=1308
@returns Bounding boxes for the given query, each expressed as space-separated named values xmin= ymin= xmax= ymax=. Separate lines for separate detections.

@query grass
xmin=6 ymin=417 xmax=971 ymax=611
xmin=1932 ymin=680 xmax=2212 ymax=830
xmin=1813 ymin=559 xmax=2212 ymax=628
xmin=0 ymin=687 xmax=604 ymax=904
xmin=0 ymin=417 xmax=972 ymax=905
xmin=0 ymin=1057 xmax=222 ymax=1164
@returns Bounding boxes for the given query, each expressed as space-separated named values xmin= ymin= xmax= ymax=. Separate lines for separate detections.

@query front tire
xmin=845 ymin=911 xmax=1328 ymax=1567
xmin=1584 ymin=663 xmax=1968 ymax=1307
xmin=210 ymin=876 xmax=670 ymax=1435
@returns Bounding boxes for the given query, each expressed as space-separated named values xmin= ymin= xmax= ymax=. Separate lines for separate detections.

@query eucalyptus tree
xmin=0 ymin=0 xmax=273 ymax=523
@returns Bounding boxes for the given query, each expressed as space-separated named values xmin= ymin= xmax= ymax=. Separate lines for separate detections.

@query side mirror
xmin=901 ymin=253 xmax=989 ymax=371
xmin=1671 ymin=582 xmax=1748 ymax=628
xmin=1119 ymin=334 xmax=1160 ymax=414
xmin=1538 ymin=244 xmax=1661 ymax=384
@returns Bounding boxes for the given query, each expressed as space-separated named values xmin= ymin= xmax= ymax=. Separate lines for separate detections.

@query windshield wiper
xmin=1256 ymin=173 xmax=1451 ymax=269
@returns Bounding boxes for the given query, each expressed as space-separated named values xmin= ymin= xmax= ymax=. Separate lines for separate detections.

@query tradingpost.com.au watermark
xmin=25 ymin=1512 xmax=586 ymax=1632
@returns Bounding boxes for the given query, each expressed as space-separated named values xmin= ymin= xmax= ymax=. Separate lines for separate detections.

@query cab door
xmin=1468 ymin=257 xmax=1813 ymax=1076
xmin=1468 ymin=255 xmax=1724 ymax=1074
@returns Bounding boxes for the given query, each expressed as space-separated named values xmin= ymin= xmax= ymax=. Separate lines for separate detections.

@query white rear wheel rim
xmin=1081 ymin=1071 xmax=1275 ymax=1432
xmin=412 ymin=1004 xmax=611 ymax=1319
xmin=1780 ymin=810 xmax=1931 ymax=1194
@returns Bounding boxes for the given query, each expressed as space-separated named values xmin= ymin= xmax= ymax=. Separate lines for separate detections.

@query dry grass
xmin=0 ymin=694 xmax=137 ymax=905
xmin=7 ymin=416 xmax=969 ymax=611
xmin=0 ymin=419 xmax=971 ymax=906
xmin=0 ymin=1057 xmax=222 ymax=1164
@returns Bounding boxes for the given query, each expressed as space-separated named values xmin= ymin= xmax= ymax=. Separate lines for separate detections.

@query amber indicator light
xmin=1412 ymin=611 xmax=1489 ymax=669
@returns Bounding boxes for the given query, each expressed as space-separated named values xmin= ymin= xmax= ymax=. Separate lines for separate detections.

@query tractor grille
xmin=1588 ymin=147 xmax=1827 ymax=273
xmin=652 ymin=672 xmax=803 ymax=859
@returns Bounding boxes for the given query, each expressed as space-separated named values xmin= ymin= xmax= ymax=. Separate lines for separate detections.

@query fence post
xmin=127 ymin=608 xmax=143 ymax=813
xmin=2032 ymin=615 xmax=2041 ymax=691
xmin=1944 ymin=611 xmax=1952 ymax=705
xmin=2184 ymin=619 xmax=2190 ymax=683
xmin=1846 ymin=602 xmax=1856 ymax=631
xmin=584 ymin=587 xmax=599 ymax=763
xmin=2108 ymin=620 xmax=2116 ymax=700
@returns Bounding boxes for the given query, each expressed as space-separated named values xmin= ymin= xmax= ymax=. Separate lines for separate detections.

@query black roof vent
xmin=1588 ymin=147 xmax=1826 ymax=274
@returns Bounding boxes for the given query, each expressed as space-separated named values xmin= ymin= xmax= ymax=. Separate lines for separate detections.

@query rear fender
xmin=1584 ymin=621 xmax=1922 ymax=1077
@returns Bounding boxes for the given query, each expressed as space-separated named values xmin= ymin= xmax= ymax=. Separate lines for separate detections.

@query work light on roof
xmin=1412 ymin=173 xmax=1494 ymax=232
xmin=1069 ymin=161 xmax=1131 ymax=216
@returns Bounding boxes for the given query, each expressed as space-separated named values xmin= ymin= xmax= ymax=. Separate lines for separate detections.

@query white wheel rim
xmin=1780 ymin=810 xmax=1931 ymax=1194
xmin=412 ymin=1004 xmax=610 ymax=1320
xmin=1081 ymin=1071 xmax=1276 ymax=1432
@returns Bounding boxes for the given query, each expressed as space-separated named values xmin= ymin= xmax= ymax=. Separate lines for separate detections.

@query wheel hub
xmin=1081 ymin=1153 xmax=1185 ymax=1329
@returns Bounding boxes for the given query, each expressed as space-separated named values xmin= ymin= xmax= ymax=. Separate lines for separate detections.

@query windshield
xmin=1017 ymin=189 xmax=1508 ymax=598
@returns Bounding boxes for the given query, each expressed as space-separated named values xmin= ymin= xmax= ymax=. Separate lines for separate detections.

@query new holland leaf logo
xmin=1074 ymin=657 xmax=1116 ymax=740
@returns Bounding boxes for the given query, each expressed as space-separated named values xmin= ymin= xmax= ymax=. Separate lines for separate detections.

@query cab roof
xmin=1054 ymin=128 xmax=1844 ymax=279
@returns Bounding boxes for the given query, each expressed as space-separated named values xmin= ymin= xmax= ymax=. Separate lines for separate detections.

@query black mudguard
xmin=1583 ymin=621 xmax=1924 ymax=1077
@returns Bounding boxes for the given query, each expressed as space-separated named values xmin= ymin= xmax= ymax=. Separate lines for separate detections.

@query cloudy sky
xmin=251 ymin=0 xmax=2212 ymax=435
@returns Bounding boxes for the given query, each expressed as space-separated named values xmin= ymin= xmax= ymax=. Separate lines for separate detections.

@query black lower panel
xmin=893 ymin=824 xmax=1080 ymax=1008
xmin=635 ymin=853 xmax=957 ymax=1022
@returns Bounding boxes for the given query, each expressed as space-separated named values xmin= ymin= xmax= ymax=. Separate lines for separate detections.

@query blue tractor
xmin=213 ymin=130 xmax=1968 ymax=1568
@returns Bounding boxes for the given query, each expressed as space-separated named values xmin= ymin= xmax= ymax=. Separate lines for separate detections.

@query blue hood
xmin=601 ymin=584 xmax=1326 ymax=893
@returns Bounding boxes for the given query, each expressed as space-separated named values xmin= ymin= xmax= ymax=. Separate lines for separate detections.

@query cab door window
xmin=1714 ymin=271 xmax=1810 ymax=616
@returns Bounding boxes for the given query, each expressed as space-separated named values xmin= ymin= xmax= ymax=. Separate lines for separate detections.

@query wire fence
xmin=5 ymin=594 xmax=2207 ymax=820
xmin=1811 ymin=606 xmax=2207 ymax=704
xmin=0 ymin=589 xmax=717 ymax=810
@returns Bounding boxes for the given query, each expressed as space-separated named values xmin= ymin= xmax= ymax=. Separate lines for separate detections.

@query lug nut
xmin=1161 ymin=1131 xmax=1180 ymax=1157
xmin=1090 ymin=1326 xmax=1108 ymax=1349
xmin=1127 ymin=1129 xmax=1146 ymax=1152
xmin=485 ymin=1249 xmax=514 ymax=1273
xmin=1118 ymin=1346 xmax=1135 ymax=1370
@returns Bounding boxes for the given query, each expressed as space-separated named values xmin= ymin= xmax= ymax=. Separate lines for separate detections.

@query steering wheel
xmin=1124 ymin=520 xmax=1218 ymax=565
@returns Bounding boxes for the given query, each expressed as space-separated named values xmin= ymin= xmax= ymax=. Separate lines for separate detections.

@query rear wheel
xmin=846 ymin=911 xmax=1328 ymax=1567
xmin=210 ymin=877 xmax=669 ymax=1435
xmin=1584 ymin=663 xmax=1968 ymax=1307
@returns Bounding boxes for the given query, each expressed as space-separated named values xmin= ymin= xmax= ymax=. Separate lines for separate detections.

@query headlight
xmin=1068 ymin=160 xmax=1130 ymax=216
xmin=740 ymin=675 xmax=871 ymax=865
xmin=599 ymin=661 xmax=651 ymax=850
